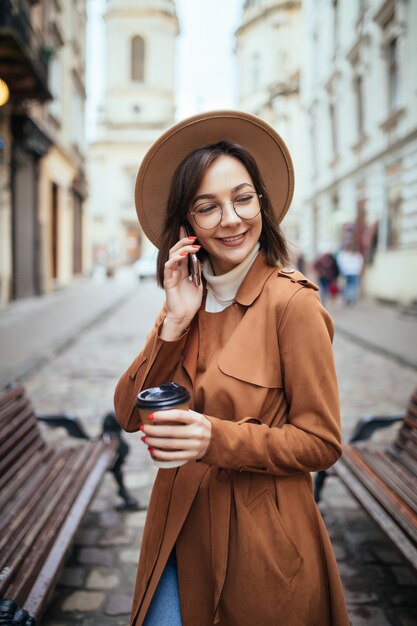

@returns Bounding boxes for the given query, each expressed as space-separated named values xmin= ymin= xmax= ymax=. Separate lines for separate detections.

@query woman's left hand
xmin=139 ymin=410 xmax=212 ymax=462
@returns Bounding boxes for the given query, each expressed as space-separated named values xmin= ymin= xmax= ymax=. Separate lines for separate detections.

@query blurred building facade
xmin=301 ymin=0 xmax=417 ymax=304
xmin=88 ymin=0 xmax=179 ymax=270
xmin=0 ymin=0 xmax=88 ymax=306
xmin=235 ymin=0 xmax=303 ymax=256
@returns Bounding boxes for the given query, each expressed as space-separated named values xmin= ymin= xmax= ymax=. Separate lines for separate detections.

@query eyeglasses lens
xmin=193 ymin=193 xmax=261 ymax=229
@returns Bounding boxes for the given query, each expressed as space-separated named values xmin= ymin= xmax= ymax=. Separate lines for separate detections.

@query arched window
xmin=131 ymin=36 xmax=145 ymax=82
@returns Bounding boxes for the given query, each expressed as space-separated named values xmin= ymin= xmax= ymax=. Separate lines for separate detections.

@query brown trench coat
xmin=114 ymin=252 xmax=350 ymax=626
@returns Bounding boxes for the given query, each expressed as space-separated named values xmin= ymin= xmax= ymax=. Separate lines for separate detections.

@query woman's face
xmin=188 ymin=155 xmax=262 ymax=275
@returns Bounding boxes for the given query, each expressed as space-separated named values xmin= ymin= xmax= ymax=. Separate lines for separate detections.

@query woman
xmin=114 ymin=111 xmax=349 ymax=626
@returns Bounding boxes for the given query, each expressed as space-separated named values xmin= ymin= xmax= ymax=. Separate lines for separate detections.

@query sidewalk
xmin=327 ymin=297 xmax=417 ymax=371
xmin=0 ymin=267 xmax=137 ymax=388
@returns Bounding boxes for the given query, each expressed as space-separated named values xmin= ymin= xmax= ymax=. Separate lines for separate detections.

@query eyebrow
xmin=193 ymin=182 xmax=254 ymax=204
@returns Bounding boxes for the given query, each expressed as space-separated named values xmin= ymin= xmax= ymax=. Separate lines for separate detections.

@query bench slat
xmin=359 ymin=448 xmax=417 ymax=513
xmin=0 ymin=447 xmax=52 ymax=512
xmin=0 ymin=411 xmax=45 ymax=476
xmin=0 ymin=436 xmax=46 ymax=495
xmin=5 ymin=442 xmax=111 ymax=605
xmin=0 ymin=384 xmax=120 ymax=620
xmin=24 ymin=444 xmax=116 ymax=618
xmin=0 ymin=450 xmax=72 ymax=573
xmin=0 ymin=444 xmax=94 ymax=598
xmin=333 ymin=458 xmax=417 ymax=573
xmin=0 ymin=392 xmax=31 ymax=426
xmin=340 ymin=446 xmax=417 ymax=543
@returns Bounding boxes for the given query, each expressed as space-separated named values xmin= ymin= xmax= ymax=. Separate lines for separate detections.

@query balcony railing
xmin=0 ymin=0 xmax=51 ymax=101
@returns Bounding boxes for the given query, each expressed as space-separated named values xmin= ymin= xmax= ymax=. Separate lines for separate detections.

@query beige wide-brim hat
xmin=135 ymin=110 xmax=294 ymax=248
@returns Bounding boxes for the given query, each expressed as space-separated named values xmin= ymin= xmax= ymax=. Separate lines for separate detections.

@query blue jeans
xmin=344 ymin=274 xmax=360 ymax=304
xmin=143 ymin=550 xmax=183 ymax=626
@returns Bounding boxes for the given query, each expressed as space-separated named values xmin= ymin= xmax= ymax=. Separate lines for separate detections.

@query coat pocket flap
xmin=218 ymin=342 xmax=283 ymax=388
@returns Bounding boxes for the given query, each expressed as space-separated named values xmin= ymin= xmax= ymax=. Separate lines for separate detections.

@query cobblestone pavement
xmin=20 ymin=282 xmax=417 ymax=626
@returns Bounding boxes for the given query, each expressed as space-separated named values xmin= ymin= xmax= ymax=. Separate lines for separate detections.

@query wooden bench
xmin=315 ymin=387 xmax=417 ymax=573
xmin=0 ymin=384 xmax=140 ymax=624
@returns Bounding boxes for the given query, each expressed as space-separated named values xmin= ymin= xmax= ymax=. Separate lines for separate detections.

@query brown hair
xmin=156 ymin=141 xmax=290 ymax=286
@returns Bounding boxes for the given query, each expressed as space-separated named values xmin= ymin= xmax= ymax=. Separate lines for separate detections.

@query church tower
xmin=88 ymin=0 xmax=179 ymax=267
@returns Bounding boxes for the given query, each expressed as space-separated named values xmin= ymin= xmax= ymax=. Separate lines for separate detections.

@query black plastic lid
xmin=136 ymin=383 xmax=190 ymax=409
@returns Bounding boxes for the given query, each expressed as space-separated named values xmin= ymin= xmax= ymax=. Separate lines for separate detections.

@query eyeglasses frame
xmin=188 ymin=192 xmax=263 ymax=230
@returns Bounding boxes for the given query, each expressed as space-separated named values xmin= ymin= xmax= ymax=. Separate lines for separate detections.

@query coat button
xmin=281 ymin=267 xmax=295 ymax=274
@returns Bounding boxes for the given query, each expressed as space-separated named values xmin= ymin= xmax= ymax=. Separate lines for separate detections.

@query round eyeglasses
xmin=189 ymin=192 xmax=263 ymax=230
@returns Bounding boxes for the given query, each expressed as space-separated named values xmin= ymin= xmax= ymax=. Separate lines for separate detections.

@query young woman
xmin=114 ymin=110 xmax=349 ymax=626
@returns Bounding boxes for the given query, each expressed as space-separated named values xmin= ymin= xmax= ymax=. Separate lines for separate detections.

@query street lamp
xmin=0 ymin=79 xmax=10 ymax=107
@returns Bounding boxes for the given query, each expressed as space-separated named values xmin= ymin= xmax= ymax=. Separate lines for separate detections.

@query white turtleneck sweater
xmin=202 ymin=243 xmax=260 ymax=313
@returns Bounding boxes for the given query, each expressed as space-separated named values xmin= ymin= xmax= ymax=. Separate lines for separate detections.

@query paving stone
xmin=338 ymin=561 xmax=360 ymax=578
xmin=390 ymin=588 xmax=417 ymax=607
xmin=347 ymin=605 xmax=392 ymax=626
xmin=395 ymin=614 xmax=417 ymax=626
xmin=77 ymin=547 xmax=114 ymax=567
xmin=360 ymin=564 xmax=394 ymax=584
xmin=331 ymin=543 xmax=347 ymax=561
xmin=61 ymin=591 xmax=105 ymax=612
xmin=371 ymin=543 xmax=405 ymax=565
xmin=99 ymin=526 xmax=135 ymax=546
xmin=74 ymin=528 xmax=101 ymax=546
xmin=90 ymin=498 xmax=112 ymax=513
xmin=105 ymin=592 xmax=133 ymax=616
xmin=59 ymin=566 xmax=87 ymax=588
xmin=344 ymin=589 xmax=379 ymax=604
xmin=99 ymin=510 xmax=122 ymax=528
xmin=119 ymin=548 xmax=139 ymax=564
xmin=86 ymin=568 xmax=120 ymax=590
xmin=124 ymin=511 xmax=147 ymax=528
xmin=391 ymin=566 xmax=417 ymax=586
xmin=125 ymin=471 xmax=153 ymax=489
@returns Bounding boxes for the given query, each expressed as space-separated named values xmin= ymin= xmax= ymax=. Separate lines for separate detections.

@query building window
xmin=354 ymin=75 xmax=364 ymax=136
xmin=387 ymin=37 xmax=399 ymax=111
xmin=131 ymin=36 xmax=145 ymax=82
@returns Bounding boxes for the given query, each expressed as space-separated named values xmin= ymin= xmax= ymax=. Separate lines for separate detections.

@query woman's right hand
xmin=160 ymin=229 xmax=203 ymax=340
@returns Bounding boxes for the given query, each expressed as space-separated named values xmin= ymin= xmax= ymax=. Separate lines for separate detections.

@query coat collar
xmin=234 ymin=249 xmax=277 ymax=306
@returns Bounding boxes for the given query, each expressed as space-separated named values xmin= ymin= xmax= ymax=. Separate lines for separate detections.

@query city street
xmin=5 ymin=278 xmax=417 ymax=626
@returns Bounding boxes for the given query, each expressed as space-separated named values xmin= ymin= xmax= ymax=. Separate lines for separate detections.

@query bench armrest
xmin=349 ymin=412 xmax=406 ymax=443
xmin=36 ymin=413 xmax=91 ymax=440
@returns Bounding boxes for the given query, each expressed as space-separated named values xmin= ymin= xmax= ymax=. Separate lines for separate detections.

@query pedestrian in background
xmin=337 ymin=245 xmax=364 ymax=306
xmin=313 ymin=246 xmax=339 ymax=306
xmin=114 ymin=111 xmax=349 ymax=626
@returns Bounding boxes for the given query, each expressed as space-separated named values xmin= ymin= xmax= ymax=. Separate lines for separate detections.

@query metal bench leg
xmin=314 ymin=470 xmax=328 ymax=503
xmin=102 ymin=412 xmax=146 ymax=511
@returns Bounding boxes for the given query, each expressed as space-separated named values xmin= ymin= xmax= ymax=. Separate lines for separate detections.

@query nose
xmin=220 ymin=201 xmax=241 ymax=227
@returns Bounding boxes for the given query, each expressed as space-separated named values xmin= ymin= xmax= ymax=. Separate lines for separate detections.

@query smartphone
xmin=182 ymin=222 xmax=201 ymax=287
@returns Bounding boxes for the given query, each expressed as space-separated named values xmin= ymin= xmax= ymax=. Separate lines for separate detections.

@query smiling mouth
xmin=218 ymin=232 xmax=247 ymax=243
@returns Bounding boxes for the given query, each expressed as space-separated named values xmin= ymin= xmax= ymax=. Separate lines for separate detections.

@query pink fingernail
xmin=141 ymin=436 xmax=146 ymax=443
xmin=179 ymin=252 xmax=188 ymax=257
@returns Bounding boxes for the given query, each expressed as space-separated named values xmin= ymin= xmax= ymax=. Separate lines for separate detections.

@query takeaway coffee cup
xmin=135 ymin=383 xmax=190 ymax=469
